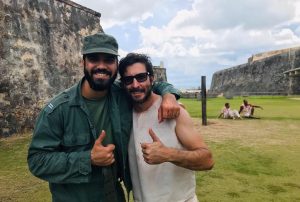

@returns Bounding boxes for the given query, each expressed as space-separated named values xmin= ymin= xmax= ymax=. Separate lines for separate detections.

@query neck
xmin=133 ymin=92 xmax=159 ymax=113
xmin=81 ymin=80 xmax=108 ymax=100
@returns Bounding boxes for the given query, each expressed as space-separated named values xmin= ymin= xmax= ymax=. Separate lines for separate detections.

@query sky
xmin=73 ymin=0 xmax=300 ymax=89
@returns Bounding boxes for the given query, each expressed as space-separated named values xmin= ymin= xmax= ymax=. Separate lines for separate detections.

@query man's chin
xmin=94 ymin=78 xmax=109 ymax=84
xmin=131 ymin=96 xmax=146 ymax=104
xmin=89 ymin=79 xmax=112 ymax=91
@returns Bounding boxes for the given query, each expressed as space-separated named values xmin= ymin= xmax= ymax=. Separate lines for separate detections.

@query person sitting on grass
xmin=239 ymin=99 xmax=263 ymax=118
xmin=218 ymin=103 xmax=241 ymax=120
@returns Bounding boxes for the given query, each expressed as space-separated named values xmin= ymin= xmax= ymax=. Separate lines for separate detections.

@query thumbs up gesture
xmin=141 ymin=129 xmax=169 ymax=164
xmin=91 ymin=130 xmax=115 ymax=166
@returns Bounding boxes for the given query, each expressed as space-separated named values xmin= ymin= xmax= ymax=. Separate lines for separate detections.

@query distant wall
xmin=210 ymin=47 xmax=300 ymax=96
xmin=0 ymin=0 xmax=102 ymax=137
xmin=248 ymin=46 xmax=300 ymax=63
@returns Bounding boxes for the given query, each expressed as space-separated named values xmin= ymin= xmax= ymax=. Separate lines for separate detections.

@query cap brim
xmin=83 ymin=48 xmax=119 ymax=56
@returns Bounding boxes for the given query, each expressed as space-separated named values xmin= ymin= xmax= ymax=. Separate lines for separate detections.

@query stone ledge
xmin=55 ymin=0 xmax=101 ymax=17
xmin=283 ymin=67 xmax=300 ymax=77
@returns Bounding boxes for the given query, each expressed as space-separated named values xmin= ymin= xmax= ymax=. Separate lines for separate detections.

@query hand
xmin=158 ymin=94 xmax=180 ymax=123
xmin=141 ymin=129 xmax=169 ymax=164
xmin=91 ymin=130 xmax=115 ymax=166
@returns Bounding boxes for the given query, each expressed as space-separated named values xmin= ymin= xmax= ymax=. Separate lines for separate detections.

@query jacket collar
xmin=68 ymin=77 xmax=112 ymax=106
xmin=68 ymin=77 xmax=86 ymax=107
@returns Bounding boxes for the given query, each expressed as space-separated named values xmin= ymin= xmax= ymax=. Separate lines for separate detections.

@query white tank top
xmin=128 ymin=97 xmax=198 ymax=202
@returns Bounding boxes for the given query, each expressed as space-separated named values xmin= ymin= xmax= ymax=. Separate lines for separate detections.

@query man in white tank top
xmin=119 ymin=53 xmax=214 ymax=202
xmin=239 ymin=99 xmax=263 ymax=118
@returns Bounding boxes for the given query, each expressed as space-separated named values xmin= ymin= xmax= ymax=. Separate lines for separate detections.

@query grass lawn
xmin=0 ymin=96 xmax=299 ymax=201
xmin=182 ymin=96 xmax=300 ymax=202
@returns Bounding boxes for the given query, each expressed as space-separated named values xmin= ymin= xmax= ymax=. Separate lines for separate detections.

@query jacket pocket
xmin=62 ymin=133 xmax=91 ymax=147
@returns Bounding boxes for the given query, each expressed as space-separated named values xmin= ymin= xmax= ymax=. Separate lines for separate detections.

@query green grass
xmin=197 ymin=139 xmax=300 ymax=202
xmin=0 ymin=135 xmax=50 ymax=202
xmin=182 ymin=96 xmax=300 ymax=202
xmin=0 ymin=96 xmax=300 ymax=201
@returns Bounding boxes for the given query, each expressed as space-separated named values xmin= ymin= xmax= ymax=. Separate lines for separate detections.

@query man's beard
xmin=128 ymin=85 xmax=152 ymax=104
xmin=84 ymin=66 xmax=117 ymax=91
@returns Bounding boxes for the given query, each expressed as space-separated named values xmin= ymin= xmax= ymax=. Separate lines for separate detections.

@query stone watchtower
xmin=283 ymin=67 xmax=300 ymax=94
xmin=0 ymin=0 xmax=103 ymax=137
xmin=153 ymin=61 xmax=167 ymax=82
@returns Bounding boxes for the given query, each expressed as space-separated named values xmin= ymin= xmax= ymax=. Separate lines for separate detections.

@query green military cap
xmin=82 ymin=32 xmax=118 ymax=55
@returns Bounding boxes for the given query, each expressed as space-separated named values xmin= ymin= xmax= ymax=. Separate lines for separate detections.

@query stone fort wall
xmin=0 ymin=0 xmax=102 ymax=137
xmin=210 ymin=47 xmax=300 ymax=96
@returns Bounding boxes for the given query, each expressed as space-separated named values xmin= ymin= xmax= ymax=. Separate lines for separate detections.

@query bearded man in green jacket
xmin=27 ymin=33 xmax=180 ymax=202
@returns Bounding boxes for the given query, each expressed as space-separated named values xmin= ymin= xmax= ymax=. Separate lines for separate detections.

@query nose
xmin=131 ymin=78 xmax=139 ymax=87
xmin=95 ymin=60 xmax=106 ymax=68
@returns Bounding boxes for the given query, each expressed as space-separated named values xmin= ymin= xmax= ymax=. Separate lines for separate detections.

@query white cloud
xmin=189 ymin=0 xmax=296 ymax=30
xmin=137 ymin=0 xmax=300 ymax=57
xmin=74 ymin=0 xmax=159 ymax=28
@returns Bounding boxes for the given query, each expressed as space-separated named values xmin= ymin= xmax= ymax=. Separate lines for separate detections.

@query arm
xmin=239 ymin=105 xmax=244 ymax=114
xmin=114 ymin=80 xmax=181 ymax=120
xmin=251 ymin=104 xmax=263 ymax=110
xmin=141 ymin=107 xmax=214 ymax=171
xmin=169 ymin=108 xmax=214 ymax=170
xmin=152 ymin=81 xmax=181 ymax=121
xmin=218 ymin=107 xmax=225 ymax=118
xmin=218 ymin=112 xmax=224 ymax=118
xmin=115 ymin=80 xmax=181 ymax=99
xmin=152 ymin=81 xmax=181 ymax=100
xmin=27 ymin=109 xmax=92 ymax=183
xmin=28 ymin=108 xmax=115 ymax=183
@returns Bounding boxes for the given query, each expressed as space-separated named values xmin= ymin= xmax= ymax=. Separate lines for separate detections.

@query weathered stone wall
xmin=0 ymin=0 xmax=102 ymax=137
xmin=210 ymin=47 xmax=300 ymax=96
xmin=289 ymin=76 xmax=300 ymax=94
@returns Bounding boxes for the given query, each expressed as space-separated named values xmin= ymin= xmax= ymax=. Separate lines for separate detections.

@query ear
xmin=80 ymin=59 xmax=84 ymax=67
xmin=150 ymin=75 xmax=154 ymax=84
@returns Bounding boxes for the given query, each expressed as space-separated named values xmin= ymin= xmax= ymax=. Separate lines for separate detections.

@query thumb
xmin=148 ymin=128 xmax=161 ymax=142
xmin=158 ymin=107 xmax=163 ymax=123
xmin=95 ymin=130 xmax=106 ymax=145
xmin=106 ymin=144 xmax=115 ymax=151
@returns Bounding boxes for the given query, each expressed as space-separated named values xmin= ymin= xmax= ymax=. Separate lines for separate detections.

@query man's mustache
xmin=129 ymin=88 xmax=145 ymax=93
xmin=91 ymin=68 xmax=112 ymax=76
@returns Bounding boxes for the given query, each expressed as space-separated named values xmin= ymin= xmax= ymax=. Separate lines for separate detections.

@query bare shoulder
xmin=176 ymin=106 xmax=193 ymax=124
xmin=175 ymin=106 xmax=207 ymax=150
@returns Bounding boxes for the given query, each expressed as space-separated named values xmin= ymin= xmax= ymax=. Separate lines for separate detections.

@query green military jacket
xmin=27 ymin=77 xmax=180 ymax=202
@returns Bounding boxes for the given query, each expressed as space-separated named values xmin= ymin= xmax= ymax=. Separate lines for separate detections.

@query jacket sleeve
xmin=113 ymin=80 xmax=181 ymax=100
xmin=152 ymin=81 xmax=181 ymax=100
xmin=27 ymin=107 xmax=92 ymax=184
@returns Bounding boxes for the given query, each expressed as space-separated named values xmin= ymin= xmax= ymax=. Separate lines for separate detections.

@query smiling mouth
xmin=93 ymin=72 xmax=110 ymax=79
xmin=92 ymin=68 xmax=112 ymax=80
xmin=131 ymin=91 xmax=144 ymax=95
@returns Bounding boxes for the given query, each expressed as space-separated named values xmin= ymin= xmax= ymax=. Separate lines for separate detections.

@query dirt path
xmin=192 ymin=118 xmax=300 ymax=147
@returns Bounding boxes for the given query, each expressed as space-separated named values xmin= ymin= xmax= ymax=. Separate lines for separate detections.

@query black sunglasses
xmin=121 ymin=72 xmax=150 ymax=85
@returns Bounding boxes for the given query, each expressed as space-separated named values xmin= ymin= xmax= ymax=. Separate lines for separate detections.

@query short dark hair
xmin=118 ymin=53 xmax=154 ymax=78
xmin=82 ymin=53 xmax=117 ymax=61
